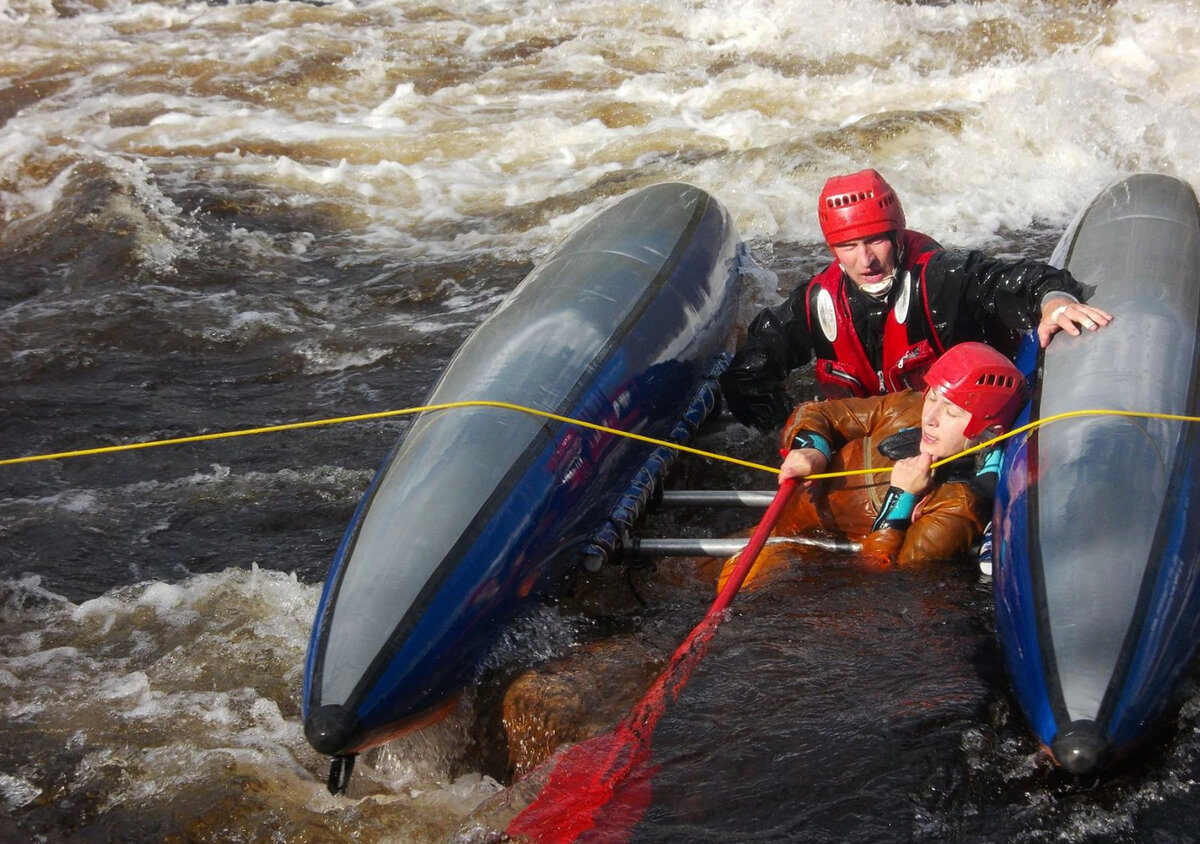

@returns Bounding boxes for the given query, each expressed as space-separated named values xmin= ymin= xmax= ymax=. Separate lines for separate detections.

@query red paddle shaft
xmin=711 ymin=476 xmax=797 ymax=613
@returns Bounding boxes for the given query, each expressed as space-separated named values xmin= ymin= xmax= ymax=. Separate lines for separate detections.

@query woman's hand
xmin=779 ymin=447 xmax=828 ymax=485
xmin=890 ymin=452 xmax=935 ymax=497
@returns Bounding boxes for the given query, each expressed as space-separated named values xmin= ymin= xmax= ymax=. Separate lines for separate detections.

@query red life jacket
xmin=805 ymin=231 xmax=942 ymax=399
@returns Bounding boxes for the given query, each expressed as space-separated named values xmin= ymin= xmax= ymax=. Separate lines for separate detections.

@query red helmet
xmin=924 ymin=342 xmax=1027 ymax=439
xmin=818 ymin=169 xmax=906 ymax=247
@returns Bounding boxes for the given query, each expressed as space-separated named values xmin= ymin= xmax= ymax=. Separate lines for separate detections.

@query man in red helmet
xmin=721 ymin=169 xmax=1111 ymax=430
xmin=718 ymin=341 xmax=1027 ymax=588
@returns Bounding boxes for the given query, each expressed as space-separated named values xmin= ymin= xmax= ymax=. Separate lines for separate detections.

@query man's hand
xmin=1038 ymin=296 xmax=1113 ymax=347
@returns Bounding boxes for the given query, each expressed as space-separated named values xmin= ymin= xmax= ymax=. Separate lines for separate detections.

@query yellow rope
xmin=2 ymin=402 xmax=1197 ymax=481
xmin=0 ymin=400 xmax=777 ymax=473
xmin=863 ymin=408 xmax=1200 ymax=476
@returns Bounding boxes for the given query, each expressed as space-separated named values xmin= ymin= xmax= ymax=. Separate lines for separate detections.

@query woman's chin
xmin=920 ymin=442 xmax=954 ymax=460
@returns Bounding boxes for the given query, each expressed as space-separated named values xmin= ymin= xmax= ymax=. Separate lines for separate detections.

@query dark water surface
xmin=4 ymin=0 xmax=1200 ymax=840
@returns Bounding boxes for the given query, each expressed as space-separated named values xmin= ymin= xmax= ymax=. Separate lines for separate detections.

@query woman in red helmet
xmin=718 ymin=342 xmax=1027 ymax=589
xmin=721 ymin=169 xmax=1111 ymax=431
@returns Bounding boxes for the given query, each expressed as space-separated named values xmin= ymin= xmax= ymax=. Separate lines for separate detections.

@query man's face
xmin=830 ymin=233 xmax=897 ymax=290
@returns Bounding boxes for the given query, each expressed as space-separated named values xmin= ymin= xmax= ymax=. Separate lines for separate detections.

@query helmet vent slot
xmin=826 ymin=189 xmax=876 ymax=208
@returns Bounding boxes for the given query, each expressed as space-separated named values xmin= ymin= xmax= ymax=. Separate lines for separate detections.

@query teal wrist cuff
xmin=886 ymin=490 xmax=917 ymax=521
xmin=871 ymin=486 xmax=917 ymax=532
xmin=789 ymin=430 xmax=832 ymax=462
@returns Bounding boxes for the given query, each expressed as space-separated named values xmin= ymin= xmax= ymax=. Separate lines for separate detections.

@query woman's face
xmin=920 ymin=388 xmax=973 ymax=459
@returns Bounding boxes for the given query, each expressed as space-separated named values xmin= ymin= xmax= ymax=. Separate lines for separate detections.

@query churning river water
xmin=3 ymin=0 xmax=1200 ymax=840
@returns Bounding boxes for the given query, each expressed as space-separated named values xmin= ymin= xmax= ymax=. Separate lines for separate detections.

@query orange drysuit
xmin=719 ymin=390 xmax=991 ymax=590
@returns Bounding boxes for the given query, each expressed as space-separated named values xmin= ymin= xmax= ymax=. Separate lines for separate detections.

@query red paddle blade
xmin=505 ymin=480 xmax=797 ymax=843
xmin=505 ymin=613 xmax=720 ymax=842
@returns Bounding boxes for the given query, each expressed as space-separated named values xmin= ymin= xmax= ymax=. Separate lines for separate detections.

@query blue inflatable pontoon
xmin=302 ymin=183 xmax=742 ymax=781
xmin=995 ymin=173 xmax=1200 ymax=775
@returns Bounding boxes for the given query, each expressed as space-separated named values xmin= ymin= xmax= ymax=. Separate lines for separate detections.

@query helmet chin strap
xmin=848 ymin=270 xmax=895 ymax=298
xmin=839 ymin=231 xmax=900 ymax=298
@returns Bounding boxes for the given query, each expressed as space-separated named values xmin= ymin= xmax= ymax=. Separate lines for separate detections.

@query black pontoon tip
xmin=1051 ymin=720 xmax=1113 ymax=777
xmin=305 ymin=704 xmax=360 ymax=756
